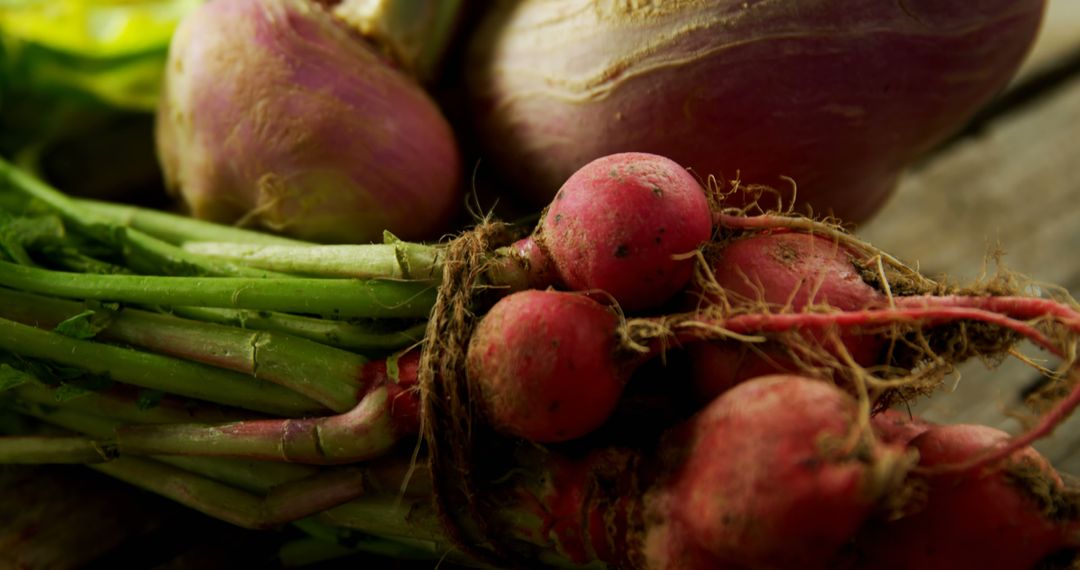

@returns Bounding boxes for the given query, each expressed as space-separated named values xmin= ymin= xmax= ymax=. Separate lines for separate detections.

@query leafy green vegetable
xmin=1 ymin=0 xmax=199 ymax=110
xmin=0 ymin=364 xmax=32 ymax=393
xmin=0 ymin=0 xmax=197 ymax=199
xmin=53 ymin=302 xmax=117 ymax=340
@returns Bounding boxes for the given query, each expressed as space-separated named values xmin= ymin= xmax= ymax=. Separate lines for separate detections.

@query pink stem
xmin=646 ymin=301 xmax=1080 ymax=476
xmin=659 ymin=306 xmax=1061 ymax=358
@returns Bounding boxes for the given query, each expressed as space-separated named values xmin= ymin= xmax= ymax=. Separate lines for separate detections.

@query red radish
xmin=850 ymin=424 xmax=1080 ymax=570
xmin=157 ymin=0 xmax=461 ymax=243
xmin=465 ymin=280 xmax=1080 ymax=446
xmin=467 ymin=0 xmax=1044 ymax=222
xmin=689 ymin=232 xmax=886 ymax=399
xmin=643 ymin=375 xmax=909 ymax=570
xmin=871 ymin=409 xmax=935 ymax=446
xmin=466 ymin=289 xmax=627 ymax=443
xmin=537 ymin=152 xmax=713 ymax=311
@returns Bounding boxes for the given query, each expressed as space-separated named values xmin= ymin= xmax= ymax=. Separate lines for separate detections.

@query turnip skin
xmin=467 ymin=0 xmax=1045 ymax=222
xmin=157 ymin=0 xmax=462 ymax=244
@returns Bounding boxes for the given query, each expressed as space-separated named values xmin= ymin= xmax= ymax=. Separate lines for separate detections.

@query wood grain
xmin=860 ymin=45 xmax=1080 ymax=474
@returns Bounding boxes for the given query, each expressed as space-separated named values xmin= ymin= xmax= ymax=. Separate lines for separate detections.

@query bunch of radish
xmin=4 ymin=147 xmax=1080 ymax=567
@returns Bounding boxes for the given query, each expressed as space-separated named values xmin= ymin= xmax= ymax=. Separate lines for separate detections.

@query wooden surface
xmin=860 ymin=0 xmax=1080 ymax=474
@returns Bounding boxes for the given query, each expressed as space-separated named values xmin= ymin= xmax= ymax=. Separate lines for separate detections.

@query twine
xmin=415 ymin=221 xmax=524 ymax=566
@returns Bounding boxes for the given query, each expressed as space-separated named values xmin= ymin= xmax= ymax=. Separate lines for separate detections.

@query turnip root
xmin=536 ymin=152 xmax=713 ymax=311
xmin=467 ymin=0 xmax=1044 ymax=222
xmin=850 ymin=424 xmax=1080 ymax=570
xmin=157 ymin=0 xmax=461 ymax=243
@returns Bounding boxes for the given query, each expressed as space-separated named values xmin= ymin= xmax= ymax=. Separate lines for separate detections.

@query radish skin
xmin=537 ymin=152 xmax=713 ymax=311
xmin=643 ymin=375 xmax=908 ymax=570
xmin=466 ymin=289 xmax=626 ymax=443
xmin=689 ymin=232 xmax=886 ymax=399
xmin=851 ymin=424 xmax=1080 ymax=570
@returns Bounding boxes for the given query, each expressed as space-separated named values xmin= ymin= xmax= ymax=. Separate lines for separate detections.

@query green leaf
xmin=0 ymin=364 xmax=32 ymax=393
xmin=53 ymin=305 xmax=115 ymax=340
xmin=135 ymin=388 xmax=164 ymax=411
xmin=0 ymin=0 xmax=201 ymax=110
xmin=53 ymin=382 xmax=91 ymax=402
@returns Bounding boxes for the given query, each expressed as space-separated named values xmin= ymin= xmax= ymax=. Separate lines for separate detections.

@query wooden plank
xmin=1015 ymin=0 xmax=1080 ymax=81
xmin=859 ymin=67 xmax=1080 ymax=474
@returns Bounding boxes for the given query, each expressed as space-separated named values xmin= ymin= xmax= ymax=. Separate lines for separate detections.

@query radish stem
xmin=0 ymin=260 xmax=437 ymax=319
xmin=92 ymin=456 xmax=367 ymax=529
xmin=0 ymin=317 xmax=325 ymax=416
xmin=183 ymin=242 xmax=443 ymax=280
xmin=0 ymin=288 xmax=371 ymax=412
xmin=115 ymin=387 xmax=403 ymax=464
xmin=170 ymin=306 xmax=426 ymax=352
xmin=13 ymin=383 xmax=254 ymax=426
xmin=0 ymin=158 xmax=282 ymax=278
xmin=78 ymin=198 xmax=306 ymax=247
xmin=0 ymin=436 xmax=115 ymax=463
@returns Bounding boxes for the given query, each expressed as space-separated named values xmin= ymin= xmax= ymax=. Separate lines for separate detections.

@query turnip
xmin=850 ymin=423 xmax=1080 ymax=569
xmin=466 ymin=0 xmax=1044 ymax=222
xmin=156 ymin=0 xmax=462 ymax=243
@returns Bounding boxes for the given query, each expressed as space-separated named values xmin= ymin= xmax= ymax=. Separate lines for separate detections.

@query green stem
xmin=92 ymin=456 xmax=368 ymax=530
xmin=182 ymin=242 xmax=443 ymax=280
xmin=116 ymin=387 xmax=402 ymax=465
xmin=0 ymin=260 xmax=437 ymax=319
xmin=0 ymin=287 xmax=370 ymax=413
xmin=0 ymin=317 xmax=325 ymax=416
xmin=11 ymin=398 xmax=318 ymax=492
xmin=178 ymin=238 xmax=543 ymax=292
xmin=8 ymin=406 xmax=369 ymax=529
xmin=13 ymin=383 xmax=253 ymax=425
xmin=170 ymin=306 xmax=427 ymax=353
xmin=0 ymin=157 xmax=280 ymax=278
xmin=78 ymin=199 xmax=306 ymax=247
xmin=316 ymin=495 xmax=452 ymax=550
xmin=0 ymin=435 xmax=115 ymax=463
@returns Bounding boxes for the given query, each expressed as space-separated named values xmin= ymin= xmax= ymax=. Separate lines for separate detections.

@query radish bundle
xmin=2 ymin=151 xmax=1080 ymax=569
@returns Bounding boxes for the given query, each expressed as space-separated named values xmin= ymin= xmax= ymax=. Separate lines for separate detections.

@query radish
xmin=466 ymin=0 xmax=1044 ymax=222
xmin=465 ymin=271 xmax=1080 ymax=445
xmin=688 ymin=231 xmax=887 ymax=399
xmin=850 ymin=423 xmax=1080 ymax=569
xmin=871 ymin=409 xmax=935 ymax=447
xmin=466 ymin=289 xmax=627 ymax=443
xmin=642 ymin=375 xmax=910 ymax=569
xmin=536 ymin=152 xmax=713 ymax=311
